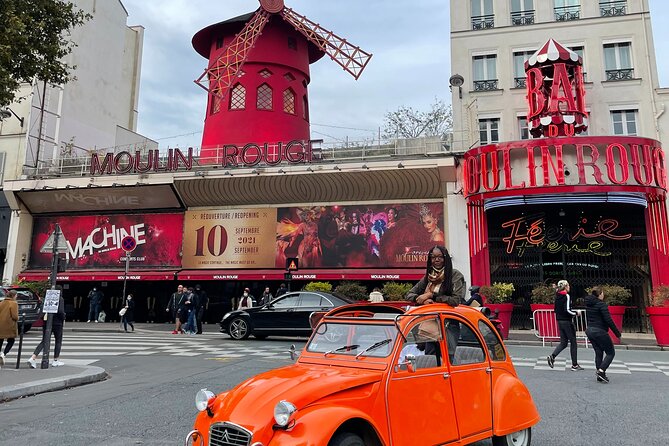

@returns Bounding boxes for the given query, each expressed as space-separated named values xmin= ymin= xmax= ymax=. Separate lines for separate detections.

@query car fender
xmin=268 ymin=405 xmax=383 ymax=446
xmin=492 ymin=373 xmax=541 ymax=436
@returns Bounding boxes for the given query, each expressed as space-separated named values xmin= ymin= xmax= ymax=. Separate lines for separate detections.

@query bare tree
xmin=383 ymin=98 xmax=452 ymax=139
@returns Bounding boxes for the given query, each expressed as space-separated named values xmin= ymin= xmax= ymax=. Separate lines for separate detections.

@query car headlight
xmin=273 ymin=400 xmax=297 ymax=427
xmin=195 ymin=389 xmax=215 ymax=412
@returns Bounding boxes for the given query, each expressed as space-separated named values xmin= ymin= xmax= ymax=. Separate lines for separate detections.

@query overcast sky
xmin=121 ymin=0 xmax=668 ymax=150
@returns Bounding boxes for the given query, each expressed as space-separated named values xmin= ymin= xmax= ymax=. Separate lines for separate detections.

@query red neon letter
xmin=630 ymin=144 xmax=653 ymax=186
xmin=540 ymin=145 xmax=565 ymax=186
xmin=549 ymin=63 xmax=578 ymax=114
xmin=575 ymin=144 xmax=605 ymax=185
xmin=526 ymin=68 xmax=545 ymax=120
xmin=605 ymin=143 xmax=629 ymax=185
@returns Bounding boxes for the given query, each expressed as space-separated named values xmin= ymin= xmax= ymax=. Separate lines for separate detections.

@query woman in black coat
xmin=122 ymin=294 xmax=135 ymax=333
xmin=585 ymin=287 xmax=622 ymax=383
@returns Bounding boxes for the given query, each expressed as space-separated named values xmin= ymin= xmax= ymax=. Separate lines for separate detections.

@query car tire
xmin=492 ymin=427 xmax=532 ymax=446
xmin=329 ymin=432 xmax=364 ymax=446
xmin=228 ymin=317 xmax=251 ymax=340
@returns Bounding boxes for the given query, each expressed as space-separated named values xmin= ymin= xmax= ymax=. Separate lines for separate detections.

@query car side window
xmin=272 ymin=295 xmax=300 ymax=308
xmin=298 ymin=293 xmax=323 ymax=307
xmin=398 ymin=317 xmax=442 ymax=370
xmin=479 ymin=320 xmax=506 ymax=361
xmin=444 ymin=318 xmax=487 ymax=366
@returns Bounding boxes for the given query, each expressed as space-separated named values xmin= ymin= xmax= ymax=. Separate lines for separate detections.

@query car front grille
xmin=209 ymin=422 xmax=251 ymax=446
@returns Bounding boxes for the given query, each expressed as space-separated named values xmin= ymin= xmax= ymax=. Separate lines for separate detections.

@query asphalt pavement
xmin=0 ymin=321 xmax=663 ymax=403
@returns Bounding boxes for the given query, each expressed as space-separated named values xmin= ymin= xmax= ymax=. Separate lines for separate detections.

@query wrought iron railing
xmin=473 ymin=79 xmax=499 ymax=91
xmin=606 ymin=68 xmax=634 ymax=81
xmin=554 ymin=5 xmax=580 ymax=21
xmin=600 ymin=1 xmax=627 ymax=17
xmin=511 ymin=10 xmax=535 ymax=26
xmin=514 ymin=77 xmax=526 ymax=89
xmin=471 ymin=14 xmax=494 ymax=30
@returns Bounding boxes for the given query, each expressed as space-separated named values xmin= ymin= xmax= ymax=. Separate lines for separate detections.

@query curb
xmin=0 ymin=366 xmax=108 ymax=403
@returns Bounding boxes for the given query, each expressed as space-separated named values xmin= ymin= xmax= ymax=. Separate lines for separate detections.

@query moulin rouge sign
xmin=464 ymin=39 xmax=667 ymax=197
xmin=89 ymin=140 xmax=318 ymax=175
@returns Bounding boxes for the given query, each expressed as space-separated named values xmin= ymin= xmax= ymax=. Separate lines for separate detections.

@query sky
xmin=121 ymin=0 xmax=668 ymax=150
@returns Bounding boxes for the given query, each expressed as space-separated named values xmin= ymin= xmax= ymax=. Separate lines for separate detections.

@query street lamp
xmin=0 ymin=108 xmax=25 ymax=127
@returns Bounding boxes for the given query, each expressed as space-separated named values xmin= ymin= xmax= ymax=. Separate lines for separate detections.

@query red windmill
xmin=192 ymin=0 xmax=372 ymax=165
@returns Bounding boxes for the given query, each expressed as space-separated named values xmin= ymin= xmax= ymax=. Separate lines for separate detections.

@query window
xmin=283 ymin=72 xmax=296 ymax=82
xmin=256 ymin=83 xmax=273 ymax=110
xmin=604 ymin=43 xmax=633 ymax=80
xmin=471 ymin=0 xmax=494 ymax=30
xmin=298 ymin=293 xmax=323 ymax=307
xmin=210 ymin=89 xmax=222 ymax=115
xmin=518 ymin=116 xmax=529 ymax=140
xmin=259 ymin=69 xmax=272 ymax=79
xmin=215 ymin=36 xmax=224 ymax=50
xmin=229 ymin=84 xmax=246 ymax=110
xmin=283 ymin=88 xmax=296 ymax=114
xmin=513 ymin=50 xmax=534 ymax=88
xmin=444 ymin=319 xmax=486 ymax=365
xmin=473 ymin=55 xmax=497 ymax=90
xmin=272 ymin=295 xmax=300 ymax=308
xmin=554 ymin=0 xmax=580 ymax=21
xmin=600 ymin=1 xmax=626 ymax=16
xmin=479 ymin=321 xmax=506 ymax=361
xmin=303 ymin=95 xmax=309 ymax=120
xmin=611 ymin=109 xmax=637 ymax=135
xmin=288 ymin=36 xmax=297 ymax=50
xmin=511 ymin=0 xmax=534 ymax=26
xmin=399 ymin=318 xmax=443 ymax=370
xmin=479 ymin=118 xmax=499 ymax=145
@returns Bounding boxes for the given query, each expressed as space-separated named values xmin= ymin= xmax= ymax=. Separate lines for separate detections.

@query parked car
xmin=219 ymin=291 xmax=353 ymax=340
xmin=191 ymin=302 xmax=540 ymax=446
xmin=0 ymin=287 xmax=41 ymax=333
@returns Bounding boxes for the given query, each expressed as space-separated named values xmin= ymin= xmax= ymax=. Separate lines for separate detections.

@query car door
xmin=443 ymin=316 xmax=493 ymax=441
xmin=253 ymin=293 xmax=301 ymax=334
xmin=387 ymin=316 xmax=459 ymax=445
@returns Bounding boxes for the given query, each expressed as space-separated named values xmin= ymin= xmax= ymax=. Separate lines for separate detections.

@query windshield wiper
xmin=355 ymin=339 xmax=392 ymax=359
xmin=324 ymin=344 xmax=359 ymax=356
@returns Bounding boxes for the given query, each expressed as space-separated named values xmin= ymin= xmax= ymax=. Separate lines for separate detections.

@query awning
xmin=177 ymin=269 xmax=425 ymax=281
xmin=18 ymin=270 xmax=178 ymax=282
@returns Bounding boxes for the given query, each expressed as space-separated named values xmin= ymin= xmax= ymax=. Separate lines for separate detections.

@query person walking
xmin=183 ymin=288 xmax=196 ymax=335
xmin=259 ymin=286 xmax=273 ymax=306
xmin=166 ymin=285 xmax=184 ymax=334
xmin=368 ymin=287 xmax=384 ymax=303
xmin=87 ymin=287 xmax=104 ymax=323
xmin=237 ymin=288 xmax=255 ymax=310
xmin=194 ymin=284 xmax=208 ymax=334
xmin=28 ymin=292 xmax=66 ymax=368
xmin=121 ymin=294 xmax=135 ymax=333
xmin=585 ymin=287 xmax=622 ymax=383
xmin=276 ymin=283 xmax=288 ymax=298
xmin=547 ymin=280 xmax=584 ymax=371
xmin=0 ymin=290 xmax=19 ymax=369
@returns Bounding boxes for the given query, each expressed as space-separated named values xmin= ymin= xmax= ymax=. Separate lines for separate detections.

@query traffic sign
xmin=286 ymin=257 xmax=299 ymax=271
xmin=121 ymin=236 xmax=137 ymax=253
xmin=39 ymin=229 xmax=69 ymax=254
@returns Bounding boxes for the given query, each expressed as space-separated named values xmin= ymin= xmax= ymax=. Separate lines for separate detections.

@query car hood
xmin=210 ymin=363 xmax=383 ymax=427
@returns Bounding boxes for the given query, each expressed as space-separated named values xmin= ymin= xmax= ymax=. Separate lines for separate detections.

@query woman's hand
xmin=416 ymin=292 xmax=433 ymax=305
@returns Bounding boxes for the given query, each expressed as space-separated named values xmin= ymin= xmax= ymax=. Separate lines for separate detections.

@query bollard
xmin=15 ymin=313 xmax=25 ymax=369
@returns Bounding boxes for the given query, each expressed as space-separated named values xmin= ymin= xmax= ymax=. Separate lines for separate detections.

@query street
xmin=0 ymin=329 xmax=667 ymax=445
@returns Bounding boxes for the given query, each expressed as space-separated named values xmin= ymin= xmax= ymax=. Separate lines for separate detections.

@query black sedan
xmin=220 ymin=291 xmax=353 ymax=340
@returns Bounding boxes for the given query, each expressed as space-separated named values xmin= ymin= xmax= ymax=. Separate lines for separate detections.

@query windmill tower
xmin=192 ymin=0 xmax=372 ymax=163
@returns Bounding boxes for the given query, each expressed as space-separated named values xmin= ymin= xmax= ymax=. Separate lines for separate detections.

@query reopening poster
xmin=182 ymin=208 xmax=277 ymax=268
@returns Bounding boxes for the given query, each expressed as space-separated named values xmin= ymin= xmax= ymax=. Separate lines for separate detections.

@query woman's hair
xmin=590 ymin=286 xmax=601 ymax=297
xmin=426 ymin=245 xmax=453 ymax=296
xmin=557 ymin=279 xmax=569 ymax=291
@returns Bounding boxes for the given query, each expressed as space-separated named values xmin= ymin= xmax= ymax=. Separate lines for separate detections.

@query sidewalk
xmin=1 ymin=323 xmax=664 ymax=403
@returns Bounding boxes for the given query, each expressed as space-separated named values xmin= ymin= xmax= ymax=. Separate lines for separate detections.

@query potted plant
xmin=586 ymin=285 xmax=631 ymax=345
xmin=530 ymin=284 xmax=557 ymax=339
xmin=381 ymin=282 xmax=413 ymax=302
xmin=647 ymin=286 xmax=669 ymax=347
xmin=480 ymin=282 xmax=515 ymax=339
xmin=303 ymin=281 xmax=333 ymax=292
xmin=334 ymin=281 xmax=369 ymax=301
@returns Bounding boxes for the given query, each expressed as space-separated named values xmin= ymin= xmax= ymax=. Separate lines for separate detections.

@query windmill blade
xmin=280 ymin=7 xmax=372 ymax=80
xmin=195 ymin=9 xmax=271 ymax=100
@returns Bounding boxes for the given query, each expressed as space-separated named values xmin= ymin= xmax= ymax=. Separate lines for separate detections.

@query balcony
xmin=473 ymin=79 xmax=499 ymax=91
xmin=514 ymin=77 xmax=526 ymax=89
xmin=600 ymin=1 xmax=626 ymax=17
xmin=471 ymin=14 xmax=494 ymax=30
xmin=554 ymin=5 xmax=580 ymax=21
xmin=605 ymin=68 xmax=634 ymax=81
xmin=511 ymin=10 xmax=535 ymax=26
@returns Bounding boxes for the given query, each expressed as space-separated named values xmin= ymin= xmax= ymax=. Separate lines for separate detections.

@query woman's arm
xmin=406 ymin=277 xmax=428 ymax=302
xmin=600 ymin=302 xmax=622 ymax=338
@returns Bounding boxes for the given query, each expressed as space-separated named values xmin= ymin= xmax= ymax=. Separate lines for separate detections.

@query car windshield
xmin=307 ymin=322 xmax=398 ymax=358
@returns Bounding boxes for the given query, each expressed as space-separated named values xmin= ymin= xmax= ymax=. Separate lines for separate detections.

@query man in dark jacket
xmin=194 ymin=284 xmax=208 ymax=334
xmin=167 ymin=285 xmax=184 ymax=334
xmin=28 ymin=293 xmax=66 ymax=368
xmin=585 ymin=287 xmax=622 ymax=383
xmin=547 ymin=280 xmax=584 ymax=371
xmin=87 ymin=287 xmax=104 ymax=323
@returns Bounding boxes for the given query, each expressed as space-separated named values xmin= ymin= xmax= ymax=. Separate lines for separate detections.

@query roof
xmin=525 ymin=38 xmax=582 ymax=70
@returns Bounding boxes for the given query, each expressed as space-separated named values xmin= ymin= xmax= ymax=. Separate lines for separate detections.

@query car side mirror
xmin=288 ymin=344 xmax=300 ymax=361
xmin=396 ymin=354 xmax=416 ymax=373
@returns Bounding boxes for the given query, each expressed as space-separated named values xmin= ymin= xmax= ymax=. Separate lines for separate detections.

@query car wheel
xmin=228 ymin=317 xmax=251 ymax=340
xmin=492 ymin=427 xmax=532 ymax=446
xmin=329 ymin=432 xmax=364 ymax=446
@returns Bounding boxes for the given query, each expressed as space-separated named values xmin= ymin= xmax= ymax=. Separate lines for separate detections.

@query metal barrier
xmin=532 ymin=309 xmax=589 ymax=348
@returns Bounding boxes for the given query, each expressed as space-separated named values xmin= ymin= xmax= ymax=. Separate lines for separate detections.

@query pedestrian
xmin=184 ymin=287 xmax=197 ymax=335
xmin=87 ymin=286 xmax=104 ymax=323
xmin=166 ymin=285 xmax=184 ymax=334
xmin=259 ymin=286 xmax=273 ymax=306
xmin=121 ymin=294 xmax=135 ymax=333
xmin=0 ymin=289 xmax=19 ymax=369
xmin=28 ymin=292 xmax=66 ymax=368
xmin=368 ymin=287 xmax=384 ymax=303
xmin=585 ymin=287 xmax=622 ymax=383
xmin=463 ymin=286 xmax=484 ymax=307
xmin=238 ymin=288 xmax=255 ymax=310
xmin=276 ymin=283 xmax=288 ymax=297
xmin=547 ymin=280 xmax=584 ymax=371
xmin=194 ymin=284 xmax=208 ymax=334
